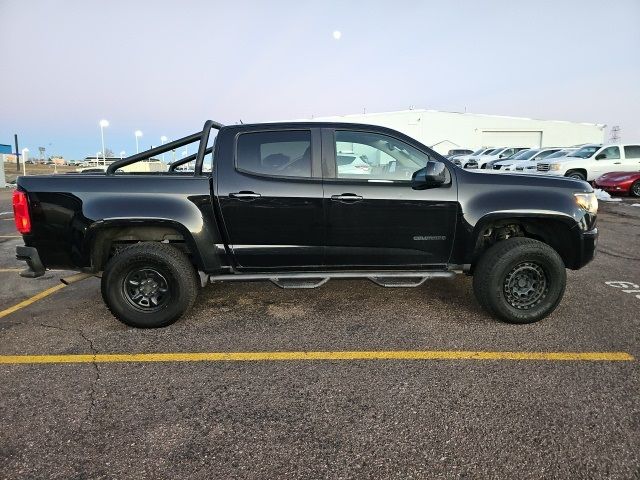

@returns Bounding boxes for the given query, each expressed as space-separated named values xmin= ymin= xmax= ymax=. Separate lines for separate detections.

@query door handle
xmin=331 ymin=193 xmax=363 ymax=203
xmin=230 ymin=191 xmax=261 ymax=200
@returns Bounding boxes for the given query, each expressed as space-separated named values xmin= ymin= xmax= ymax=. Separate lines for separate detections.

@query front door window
xmin=335 ymin=130 xmax=431 ymax=181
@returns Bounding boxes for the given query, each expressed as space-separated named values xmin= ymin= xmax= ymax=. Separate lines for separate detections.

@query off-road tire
xmin=101 ymin=242 xmax=198 ymax=328
xmin=473 ymin=238 xmax=566 ymax=324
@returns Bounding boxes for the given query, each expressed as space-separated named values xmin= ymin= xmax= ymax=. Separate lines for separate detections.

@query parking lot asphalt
xmin=0 ymin=188 xmax=639 ymax=479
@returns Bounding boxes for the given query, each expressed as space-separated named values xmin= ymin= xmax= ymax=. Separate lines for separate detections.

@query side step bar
xmin=208 ymin=271 xmax=455 ymax=289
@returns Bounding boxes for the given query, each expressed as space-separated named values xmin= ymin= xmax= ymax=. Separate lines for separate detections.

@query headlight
xmin=574 ymin=192 xmax=598 ymax=214
xmin=549 ymin=163 xmax=562 ymax=171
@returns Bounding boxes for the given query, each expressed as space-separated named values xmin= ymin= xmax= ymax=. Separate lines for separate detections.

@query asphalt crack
xmin=598 ymin=249 xmax=640 ymax=261
xmin=39 ymin=323 xmax=100 ymax=423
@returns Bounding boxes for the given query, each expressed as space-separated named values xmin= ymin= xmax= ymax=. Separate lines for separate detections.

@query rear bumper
xmin=16 ymin=246 xmax=46 ymax=278
xmin=573 ymin=228 xmax=598 ymax=269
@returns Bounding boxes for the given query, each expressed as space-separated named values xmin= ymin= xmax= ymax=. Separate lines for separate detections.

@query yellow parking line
xmin=0 ymin=235 xmax=20 ymax=238
xmin=0 ymin=350 xmax=633 ymax=365
xmin=0 ymin=284 xmax=66 ymax=319
xmin=0 ymin=268 xmax=21 ymax=272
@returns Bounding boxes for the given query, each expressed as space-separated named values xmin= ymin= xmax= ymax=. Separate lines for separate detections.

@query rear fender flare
xmin=84 ymin=219 xmax=205 ymax=271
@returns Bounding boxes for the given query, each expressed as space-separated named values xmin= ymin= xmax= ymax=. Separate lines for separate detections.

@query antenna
xmin=609 ymin=125 xmax=621 ymax=143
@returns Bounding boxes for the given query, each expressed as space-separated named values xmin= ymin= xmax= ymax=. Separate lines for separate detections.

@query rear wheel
xmin=101 ymin=242 xmax=198 ymax=328
xmin=631 ymin=180 xmax=640 ymax=197
xmin=473 ymin=238 xmax=566 ymax=324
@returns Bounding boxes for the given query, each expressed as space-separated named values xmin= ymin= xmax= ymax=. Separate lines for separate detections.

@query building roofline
xmin=312 ymin=108 xmax=606 ymax=129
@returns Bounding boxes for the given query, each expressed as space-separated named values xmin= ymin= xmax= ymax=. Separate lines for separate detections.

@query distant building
xmin=312 ymin=109 xmax=606 ymax=155
xmin=0 ymin=144 xmax=14 ymax=167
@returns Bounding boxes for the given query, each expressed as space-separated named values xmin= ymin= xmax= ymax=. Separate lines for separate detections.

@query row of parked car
xmin=447 ymin=144 xmax=640 ymax=197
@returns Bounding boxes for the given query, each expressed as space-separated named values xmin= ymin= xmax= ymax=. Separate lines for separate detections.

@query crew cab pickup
xmin=13 ymin=120 xmax=599 ymax=328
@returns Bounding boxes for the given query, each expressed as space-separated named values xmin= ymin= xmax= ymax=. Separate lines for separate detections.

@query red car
xmin=594 ymin=171 xmax=640 ymax=197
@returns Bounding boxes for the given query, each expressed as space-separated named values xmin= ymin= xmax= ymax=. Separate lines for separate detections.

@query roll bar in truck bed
xmin=105 ymin=120 xmax=224 ymax=175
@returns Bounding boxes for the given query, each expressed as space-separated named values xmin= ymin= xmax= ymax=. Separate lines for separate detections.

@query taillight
xmin=12 ymin=190 xmax=31 ymax=234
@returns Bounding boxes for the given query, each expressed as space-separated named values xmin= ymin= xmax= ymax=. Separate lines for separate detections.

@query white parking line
xmin=605 ymin=281 xmax=640 ymax=300
xmin=0 ymin=212 xmax=13 ymax=216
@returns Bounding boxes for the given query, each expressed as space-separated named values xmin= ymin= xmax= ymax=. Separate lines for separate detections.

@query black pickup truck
xmin=13 ymin=120 xmax=598 ymax=328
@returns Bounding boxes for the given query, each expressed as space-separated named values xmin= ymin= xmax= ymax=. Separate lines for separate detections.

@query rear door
xmin=622 ymin=145 xmax=640 ymax=171
xmin=216 ymin=127 xmax=324 ymax=269
xmin=321 ymin=128 xmax=458 ymax=267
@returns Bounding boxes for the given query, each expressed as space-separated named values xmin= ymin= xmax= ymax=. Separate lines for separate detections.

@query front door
xmin=217 ymin=128 xmax=324 ymax=269
xmin=322 ymin=128 xmax=458 ymax=268
xmin=592 ymin=146 xmax=623 ymax=177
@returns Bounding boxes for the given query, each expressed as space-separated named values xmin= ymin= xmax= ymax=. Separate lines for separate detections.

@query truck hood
xmin=537 ymin=156 xmax=585 ymax=166
xmin=461 ymin=167 xmax=592 ymax=192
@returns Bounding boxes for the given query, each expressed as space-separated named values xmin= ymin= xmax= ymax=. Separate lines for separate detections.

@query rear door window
xmin=236 ymin=130 xmax=312 ymax=178
xmin=623 ymin=145 xmax=640 ymax=159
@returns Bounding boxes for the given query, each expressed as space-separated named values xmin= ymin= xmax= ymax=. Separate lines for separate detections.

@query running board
xmin=208 ymin=271 xmax=455 ymax=289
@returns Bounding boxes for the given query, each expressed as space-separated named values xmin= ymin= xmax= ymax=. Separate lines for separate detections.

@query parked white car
xmin=492 ymin=148 xmax=562 ymax=172
xmin=475 ymin=147 xmax=529 ymax=169
xmin=452 ymin=147 xmax=495 ymax=168
xmin=513 ymin=148 xmax=578 ymax=174
xmin=536 ymin=144 xmax=640 ymax=181
xmin=337 ymin=154 xmax=372 ymax=176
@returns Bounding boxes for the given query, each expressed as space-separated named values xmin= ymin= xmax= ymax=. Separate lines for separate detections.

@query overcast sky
xmin=1 ymin=0 xmax=639 ymax=159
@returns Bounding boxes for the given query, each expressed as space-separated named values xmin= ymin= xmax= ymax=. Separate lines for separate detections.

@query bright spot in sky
xmin=332 ymin=30 xmax=342 ymax=40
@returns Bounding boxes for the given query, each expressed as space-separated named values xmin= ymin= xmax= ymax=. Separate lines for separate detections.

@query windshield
xmin=545 ymin=149 xmax=572 ymax=159
xmin=511 ymin=149 xmax=539 ymax=160
xmin=471 ymin=149 xmax=485 ymax=155
xmin=483 ymin=149 xmax=498 ymax=155
xmin=568 ymin=146 xmax=600 ymax=158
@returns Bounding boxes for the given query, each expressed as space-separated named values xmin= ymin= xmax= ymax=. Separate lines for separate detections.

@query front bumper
xmin=573 ymin=228 xmax=598 ymax=269
xmin=16 ymin=246 xmax=46 ymax=278
xmin=593 ymin=182 xmax=630 ymax=194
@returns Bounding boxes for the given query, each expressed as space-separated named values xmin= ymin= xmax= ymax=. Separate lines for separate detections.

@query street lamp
xmin=160 ymin=136 xmax=167 ymax=162
xmin=21 ymin=148 xmax=28 ymax=176
xmin=120 ymin=150 xmax=126 ymax=159
xmin=99 ymin=119 xmax=109 ymax=166
xmin=134 ymin=130 xmax=143 ymax=153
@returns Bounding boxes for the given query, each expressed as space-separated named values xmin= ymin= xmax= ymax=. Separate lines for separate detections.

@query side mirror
xmin=595 ymin=153 xmax=606 ymax=160
xmin=411 ymin=161 xmax=447 ymax=190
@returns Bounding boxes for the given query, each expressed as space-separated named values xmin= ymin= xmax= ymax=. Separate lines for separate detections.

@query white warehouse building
xmin=313 ymin=109 xmax=605 ymax=155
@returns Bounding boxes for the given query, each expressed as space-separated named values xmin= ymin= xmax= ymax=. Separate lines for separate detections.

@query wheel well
xmin=90 ymin=226 xmax=192 ymax=271
xmin=565 ymin=168 xmax=587 ymax=179
xmin=471 ymin=218 xmax=576 ymax=271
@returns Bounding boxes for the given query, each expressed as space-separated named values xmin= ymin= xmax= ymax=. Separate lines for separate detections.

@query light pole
xmin=120 ymin=150 xmax=126 ymax=159
xmin=135 ymin=130 xmax=143 ymax=153
xmin=21 ymin=148 xmax=28 ymax=176
xmin=99 ymin=119 xmax=109 ymax=165
xmin=160 ymin=136 xmax=167 ymax=162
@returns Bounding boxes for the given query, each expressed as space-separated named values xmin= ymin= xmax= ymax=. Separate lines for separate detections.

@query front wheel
xmin=565 ymin=170 xmax=586 ymax=181
xmin=472 ymin=238 xmax=566 ymax=324
xmin=101 ymin=242 xmax=199 ymax=328
xmin=631 ymin=180 xmax=640 ymax=197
